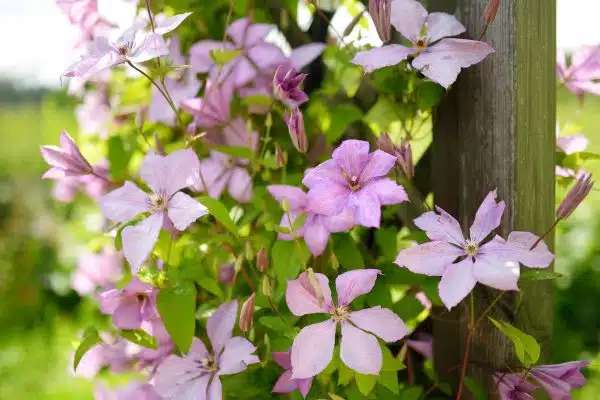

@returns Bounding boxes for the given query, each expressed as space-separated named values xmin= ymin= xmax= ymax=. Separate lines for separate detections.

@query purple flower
xmin=395 ymin=190 xmax=555 ymax=309
xmin=181 ymin=79 xmax=234 ymax=128
xmin=97 ymin=278 xmax=157 ymax=330
xmin=76 ymin=89 xmax=111 ymax=137
xmin=557 ymin=173 xmax=594 ymax=219
xmin=190 ymin=17 xmax=286 ymax=88
xmin=284 ymin=108 xmax=308 ymax=153
xmin=273 ymin=65 xmax=308 ymax=108
xmin=72 ymin=247 xmax=122 ymax=295
xmin=63 ymin=13 xmax=191 ymax=80
xmin=352 ymin=0 xmax=494 ymax=88
xmin=57 ymin=0 xmax=112 ymax=45
xmin=302 ymin=139 xmax=408 ymax=228
xmin=531 ymin=361 xmax=590 ymax=399
xmin=94 ymin=382 xmax=161 ymax=400
xmin=267 ymin=185 xmax=355 ymax=256
xmin=557 ymin=46 xmax=600 ymax=98
xmin=99 ymin=149 xmax=207 ymax=272
xmin=556 ymin=124 xmax=590 ymax=178
xmin=272 ymin=351 xmax=313 ymax=398
xmin=152 ymin=300 xmax=260 ymax=399
xmin=286 ymin=269 xmax=408 ymax=378
xmin=405 ymin=333 xmax=433 ymax=359
xmin=148 ymin=36 xmax=202 ymax=126
xmin=41 ymin=131 xmax=93 ymax=179
xmin=494 ymin=373 xmax=536 ymax=400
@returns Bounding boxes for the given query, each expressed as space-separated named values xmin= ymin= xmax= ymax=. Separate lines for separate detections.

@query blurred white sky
xmin=0 ymin=0 xmax=599 ymax=87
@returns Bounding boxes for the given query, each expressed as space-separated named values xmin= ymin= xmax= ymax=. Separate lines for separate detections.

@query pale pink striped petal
xmin=340 ymin=322 xmax=382 ymax=375
xmin=291 ymin=319 xmax=337 ymax=379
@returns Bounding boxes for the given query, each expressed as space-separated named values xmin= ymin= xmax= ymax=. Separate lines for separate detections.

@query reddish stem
xmin=456 ymin=328 xmax=474 ymax=400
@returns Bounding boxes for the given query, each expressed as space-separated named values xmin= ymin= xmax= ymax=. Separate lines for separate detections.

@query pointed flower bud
xmin=218 ymin=263 xmax=235 ymax=285
xmin=306 ymin=268 xmax=324 ymax=307
xmin=556 ymin=173 xmax=594 ymax=219
xmin=273 ymin=65 xmax=309 ymax=109
xmin=483 ymin=0 xmax=501 ymax=26
xmin=262 ymin=276 xmax=272 ymax=297
xmin=369 ymin=0 xmax=392 ymax=42
xmin=397 ymin=139 xmax=414 ymax=179
xmin=284 ymin=108 xmax=308 ymax=153
xmin=239 ymin=293 xmax=256 ymax=332
xmin=257 ymin=246 xmax=268 ymax=272
xmin=275 ymin=143 xmax=286 ymax=167
xmin=41 ymin=131 xmax=93 ymax=179
xmin=377 ymin=132 xmax=396 ymax=155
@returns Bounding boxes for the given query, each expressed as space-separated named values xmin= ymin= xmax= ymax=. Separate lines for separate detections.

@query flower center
xmin=414 ymin=38 xmax=428 ymax=52
xmin=150 ymin=193 xmax=167 ymax=210
xmin=331 ymin=304 xmax=349 ymax=321
xmin=464 ymin=240 xmax=479 ymax=257
xmin=341 ymin=170 xmax=361 ymax=191
xmin=199 ymin=355 xmax=218 ymax=372
xmin=117 ymin=45 xmax=130 ymax=57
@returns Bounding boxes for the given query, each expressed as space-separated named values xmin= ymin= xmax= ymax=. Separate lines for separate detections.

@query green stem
xmin=285 ymin=209 xmax=306 ymax=269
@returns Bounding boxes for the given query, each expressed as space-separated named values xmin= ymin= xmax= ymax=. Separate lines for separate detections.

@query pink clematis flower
xmin=272 ymin=351 xmax=313 ymax=398
xmin=99 ymin=149 xmax=207 ymax=272
xmin=557 ymin=46 xmax=600 ymax=99
xmin=94 ymin=382 xmax=161 ymax=400
xmin=190 ymin=17 xmax=286 ymax=88
xmin=286 ymin=269 xmax=409 ymax=378
xmin=63 ymin=13 xmax=192 ymax=80
xmin=148 ymin=36 xmax=202 ymax=126
xmin=267 ymin=185 xmax=355 ymax=256
xmin=530 ymin=361 xmax=590 ymax=399
xmin=302 ymin=139 xmax=408 ymax=228
xmin=76 ymin=89 xmax=112 ymax=137
xmin=72 ymin=247 xmax=122 ymax=295
xmin=96 ymin=278 xmax=158 ymax=330
xmin=152 ymin=300 xmax=260 ymax=399
xmin=273 ymin=65 xmax=308 ymax=108
xmin=57 ymin=0 xmax=112 ymax=45
xmin=41 ymin=131 xmax=93 ymax=179
xmin=395 ymin=190 xmax=555 ymax=309
xmin=556 ymin=124 xmax=590 ymax=178
xmin=181 ymin=79 xmax=234 ymax=128
xmin=135 ymin=319 xmax=175 ymax=373
xmin=494 ymin=373 xmax=536 ymax=400
xmin=352 ymin=0 xmax=494 ymax=88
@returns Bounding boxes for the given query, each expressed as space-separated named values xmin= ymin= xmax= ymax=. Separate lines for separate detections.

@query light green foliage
xmin=489 ymin=317 xmax=540 ymax=366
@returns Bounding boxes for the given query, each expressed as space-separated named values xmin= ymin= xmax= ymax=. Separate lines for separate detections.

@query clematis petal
xmin=424 ymin=12 xmax=466 ymax=43
xmin=98 ymin=181 xmax=151 ymax=222
xmin=112 ymin=297 xmax=142 ymax=329
xmin=154 ymin=12 xmax=192 ymax=35
xmin=359 ymin=150 xmax=397 ymax=182
xmin=302 ymin=159 xmax=347 ymax=188
xmin=226 ymin=18 xmax=250 ymax=47
xmin=368 ymin=178 xmax=408 ymax=205
xmin=303 ymin=219 xmax=330 ymax=256
xmin=207 ymin=300 xmax=238 ymax=356
xmin=122 ymin=212 xmax=163 ymax=273
xmin=297 ymin=377 xmax=313 ymax=398
xmin=414 ymin=207 xmax=466 ymax=246
xmin=395 ymin=241 xmax=463 ymax=276
xmin=286 ymin=271 xmax=333 ymax=315
xmin=207 ymin=376 xmax=222 ymax=400
xmin=167 ymin=192 xmax=208 ymax=231
xmin=484 ymin=233 xmax=554 ymax=269
xmin=335 ymin=269 xmax=381 ymax=306
xmin=291 ymin=319 xmax=337 ymax=379
xmin=348 ymin=306 xmax=409 ymax=342
xmin=322 ymin=208 xmax=355 ymax=232
xmin=130 ymin=33 xmax=170 ymax=63
xmin=227 ymin=167 xmax=253 ymax=203
xmin=272 ymin=370 xmax=298 ymax=393
xmin=248 ymin=44 xmax=286 ymax=70
xmin=352 ymin=45 xmax=416 ymax=73
xmin=189 ymin=40 xmax=229 ymax=73
xmin=140 ymin=149 xmax=200 ymax=198
xmin=267 ymin=185 xmax=308 ymax=210
xmin=332 ymin=140 xmax=370 ymax=180
xmin=218 ymin=336 xmax=259 ymax=375
xmin=390 ymin=0 xmax=428 ymax=42
xmin=438 ymin=258 xmax=476 ymax=310
xmin=557 ymin=134 xmax=589 ymax=155
xmin=469 ymin=190 xmax=505 ymax=243
xmin=348 ymin=186 xmax=382 ymax=228
xmin=245 ymin=22 xmax=275 ymax=46
xmin=472 ymin=254 xmax=520 ymax=291
xmin=291 ymin=43 xmax=327 ymax=69
xmin=96 ymin=289 xmax=122 ymax=314
xmin=305 ymin=183 xmax=350 ymax=216
xmin=533 ymin=361 xmax=590 ymax=388
xmin=530 ymin=370 xmax=572 ymax=399
xmin=340 ymin=322 xmax=382 ymax=375
xmin=272 ymin=352 xmax=292 ymax=369
xmin=189 ymin=337 xmax=210 ymax=360
xmin=153 ymin=355 xmax=207 ymax=398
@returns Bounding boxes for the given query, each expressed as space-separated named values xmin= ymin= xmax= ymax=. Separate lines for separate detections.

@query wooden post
xmin=429 ymin=0 xmax=556 ymax=397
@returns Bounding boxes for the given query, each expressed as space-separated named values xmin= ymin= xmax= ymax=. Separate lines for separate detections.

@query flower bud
xmin=239 ymin=292 xmax=256 ymax=332
xmin=245 ymin=241 xmax=255 ymax=261
xmin=275 ymin=143 xmax=286 ymax=167
xmin=306 ymin=268 xmax=324 ymax=307
xmin=153 ymin=132 xmax=165 ymax=155
xmin=483 ymin=0 xmax=501 ymax=26
xmin=556 ymin=172 xmax=594 ymax=219
xmin=397 ymin=139 xmax=414 ymax=180
xmin=369 ymin=0 xmax=392 ymax=42
xmin=257 ymin=246 xmax=268 ymax=272
xmin=41 ymin=131 xmax=93 ymax=179
xmin=262 ymin=276 xmax=272 ymax=297
xmin=284 ymin=108 xmax=308 ymax=153
xmin=273 ymin=65 xmax=309 ymax=109
xmin=377 ymin=132 xmax=396 ymax=155
xmin=218 ymin=264 xmax=235 ymax=285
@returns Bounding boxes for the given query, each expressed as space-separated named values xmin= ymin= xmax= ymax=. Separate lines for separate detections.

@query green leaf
xmin=210 ymin=48 xmax=242 ymax=65
xmin=400 ymin=386 xmax=423 ymax=400
xmin=364 ymin=96 xmax=403 ymax=132
xmin=464 ymin=376 xmax=488 ymax=400
xmin=579 ymin=151 xmax=600 ymax=160
xmin=334 ymin=234 xmax=364 ymax=270
xmin=381 ymin=344 xmax=405 ymax=371
xmin=355 ymin=373 xmax=377 ymax=396
xmin=327 ymin=104 xmax=363 ymax=142
xmin=378 ymin=371 xmax=400 ymax=394
xmin=114 ymin=220 xmax=136 ymax=251
xmin=292 ymin=212 xmax=308 ymax=231
xmin=520 ymin=270 xmax=564 ymax=281
xmin=241 ymin=94 xmax=273 ymax=108
xmin=73 ymin=327 xmax=102 ymax=371
xmin=375 ymin=226 xmax=398 ymax=261
xmin=120 ymin=329 xmax=158 ymax=349
xmin=272 ymin=240 xmax=305 ymax=284
xmin=415 ymin=80 xmax=445 ymax=110
xmin=196 ymin=275 xmax=223 ymax=299
xmin=488 ymin=317 xmax=540 ymax=366
xmin=338 ymin=362 xmax=354 ymax=386
xmin=198 ymin=196 xmax=238 ymax=235
xmin=211 ymin=145 xmax=255 ymax=160
xmin=107 ymin=136 xmax=132 ymax=180
xmin=155 ymin=230 xmax=181 ymax=266
xmin=157 ymin=281 xmax=197 ymax=353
